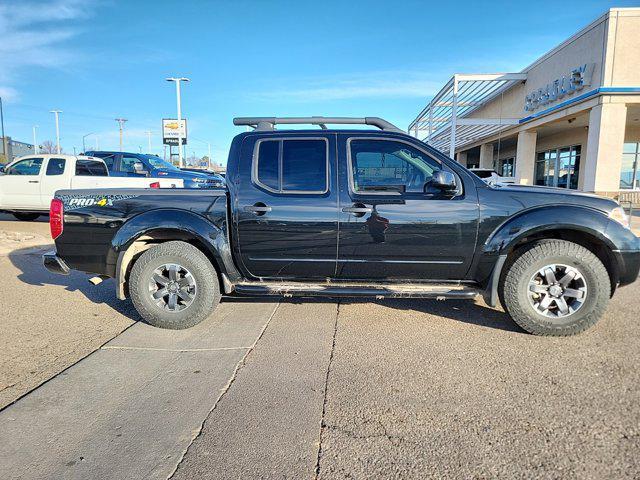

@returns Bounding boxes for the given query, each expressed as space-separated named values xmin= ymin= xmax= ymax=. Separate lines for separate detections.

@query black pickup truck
xmin=43 ymin=117 xmax=640 ymax=336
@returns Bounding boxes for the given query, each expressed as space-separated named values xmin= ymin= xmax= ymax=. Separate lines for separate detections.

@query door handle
xmin=244 ymin=203 xmax=272 ymax=215
xmin=342 ymin=206 xmax=372 ymax=214
xmin=28 ymin=180 xmax=39 ymax=184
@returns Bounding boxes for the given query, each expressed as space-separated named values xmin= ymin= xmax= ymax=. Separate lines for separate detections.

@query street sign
xmin=162 ymin=119 xmax=187 ymax=145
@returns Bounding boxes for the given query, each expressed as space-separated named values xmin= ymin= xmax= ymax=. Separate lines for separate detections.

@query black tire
xmin=500 ymin=240 xmax=610 ymax=336
xmin=13 ymin=212 xmax=40 ymax=221
xmin=129 ymin=241 xmax=221 ymax=329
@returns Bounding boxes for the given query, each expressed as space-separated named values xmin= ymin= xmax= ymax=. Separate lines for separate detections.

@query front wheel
xmin=129 ymin=241 xmax=221 ymax=329
xmin=13 ymin=212 xmax=40 ymax=221
xmin=501 ymin=240 xmax=610 ymax=336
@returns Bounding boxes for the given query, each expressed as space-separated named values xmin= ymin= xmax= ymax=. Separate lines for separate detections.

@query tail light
xmin=149 ymin=182 xmax=160 ymax=189
xmin=50 ymin=198 xmax=64 ymax=239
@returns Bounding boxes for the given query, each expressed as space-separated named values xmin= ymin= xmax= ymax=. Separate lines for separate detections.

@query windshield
xmin=142 ymin=155 xmax=181 ymax=171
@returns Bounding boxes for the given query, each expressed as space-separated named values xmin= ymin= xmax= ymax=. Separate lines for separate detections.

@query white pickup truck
xmin=0 ymin=154 xmax=183 ymax=221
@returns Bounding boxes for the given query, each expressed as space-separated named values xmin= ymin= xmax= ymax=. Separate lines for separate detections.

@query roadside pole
xmin=165 ymin=77 xmax=190 ymax=167
xmin=50 ymin=110 xmax=62 ymax=154
xmin=33 ymin=126 xmax=38 ymax=154
xmin=82 ymin=132 xmax=95 ymax=153
xmin=115 ymin=118 xmax=127 ymax=152
xmin=0 ymin=97 xmax=7 ymax=161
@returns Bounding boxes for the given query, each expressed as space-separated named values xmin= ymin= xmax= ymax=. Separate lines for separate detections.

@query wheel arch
xmin=503 ymin=228 xmax=619 ymax=292
xmin=108 ymin=209 xmax=241 ymax=299
xmin=480 ymin=205 xmax=620 ymax=305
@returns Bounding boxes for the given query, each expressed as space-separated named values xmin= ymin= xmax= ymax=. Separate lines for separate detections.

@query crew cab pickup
xmin=0 ymin=154 xmax=183 ymax=221
xmin=43 ymin=117 xmax=640 ymax=336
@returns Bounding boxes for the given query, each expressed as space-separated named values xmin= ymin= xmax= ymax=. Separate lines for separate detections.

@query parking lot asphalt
xmin=0 ymin=214 xmax=135 ymax=409
xmin=1 ymin=213 xmax=640 ymax=479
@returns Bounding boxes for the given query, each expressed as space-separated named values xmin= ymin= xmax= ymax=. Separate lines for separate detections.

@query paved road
xmin=1 ymin=301 xmax=278 ymax=479
xmin=173 ymin=290 xmax=640 ymax=480
xmin=0 ymin=214 xmax=135 ymax=409
xmin=1 ymin=213 xmax=639 ymax=479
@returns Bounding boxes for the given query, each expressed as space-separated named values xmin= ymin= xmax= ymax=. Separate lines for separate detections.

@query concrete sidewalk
xmin=173 ymin=300 xmax=338 ymax=479
xmin=0 ymin=301 xmax=278 ymax=480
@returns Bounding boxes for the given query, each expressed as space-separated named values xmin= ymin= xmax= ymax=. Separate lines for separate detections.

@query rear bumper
xmin=42 ymin=251 xmax=70 ymax=275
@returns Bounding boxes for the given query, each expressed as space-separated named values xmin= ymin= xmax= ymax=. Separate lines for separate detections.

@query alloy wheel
xmin=148 ymin=263 xmax=197 ymax=312
xmin=528 ymin=264 xmax=587 ymax=318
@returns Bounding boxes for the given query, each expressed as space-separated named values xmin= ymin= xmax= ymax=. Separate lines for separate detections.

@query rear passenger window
xmin=76 ymin=160 xmax=108 ymax=176
xmin=98 ymin=154 xmax=115 ymax=170
xmin=254 ymin=138 xmax=328 ymax=193
xmin=256 ymin=141 xmax=279 ymax=190
xmin=282 ymin=140 xmax=327 ymax=191
xmin=46 ymin=158 xmax=65 ymax=175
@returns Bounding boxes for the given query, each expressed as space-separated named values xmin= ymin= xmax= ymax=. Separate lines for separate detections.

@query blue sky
xmin=0 ymin=0 xmax=635 ymax=164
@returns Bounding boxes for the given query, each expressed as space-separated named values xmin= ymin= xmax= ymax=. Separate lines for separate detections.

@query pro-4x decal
xmin=57 ymin=194 xmax=139 ymax=211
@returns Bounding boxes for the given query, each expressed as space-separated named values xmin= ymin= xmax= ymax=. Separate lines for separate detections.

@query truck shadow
xmin=8 ymin=246 xmax=521 ymax=333
xmin=8 ymin=246 xmax=140 ymax=321
xmin=221 ymin=296 xmax=525 ymax=334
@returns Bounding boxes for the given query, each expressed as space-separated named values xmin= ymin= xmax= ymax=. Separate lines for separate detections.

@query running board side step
xmin=233 ymin=282 xmax=480 ymax=300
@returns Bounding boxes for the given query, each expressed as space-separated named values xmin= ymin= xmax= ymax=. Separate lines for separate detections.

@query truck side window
xmin=349 ymin=139 xmax=442 ymax=194
xmin=282 ymin=140 xmax=327 ymax=192
xmin=46 ymin=158 xmax=66 ymax=176
xmin=121 ymin=155 xmax=143 ymax=173
xmin=99 ymin=154 xmax=116 ymax=170
xmin=6 ymin=158 xmax=43 ymax=175
xmin=76 ymin=160 xmax=108 ymax=176
xmin=256 ymin=140 xmax=279 ymax=190
xmin=255 ymin=138 xmax=328 ymax=194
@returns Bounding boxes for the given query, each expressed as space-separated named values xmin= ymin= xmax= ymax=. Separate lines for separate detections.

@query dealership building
xmin=409 ymin=8 xmax=640 ymax=200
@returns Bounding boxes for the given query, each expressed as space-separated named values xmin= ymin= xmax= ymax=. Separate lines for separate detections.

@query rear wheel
xmin=13 ymin=212 xmax=40 ymax=221
xmin=500 ymin=240 xmax=610 ymax=336
xmin=129 ymin=241 xmax=221 ymax=329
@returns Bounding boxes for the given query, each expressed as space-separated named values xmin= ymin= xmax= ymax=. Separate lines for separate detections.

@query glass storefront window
xmin=495 ymin=157 xmax=514 ymax=177
xmin=535 ymin=145 xmax=580 ymax=189
xmin=620 ymin=143 xmax=639 ymax=190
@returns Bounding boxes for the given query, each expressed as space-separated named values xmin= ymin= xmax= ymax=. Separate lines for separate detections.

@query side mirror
xmin=427 ymin=170 xmax=457 ymax=192
xmin=0 ymin=165 xmax=5 ymax=174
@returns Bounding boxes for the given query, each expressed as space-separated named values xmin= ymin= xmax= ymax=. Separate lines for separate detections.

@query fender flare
xmin=107 ymin=209 xmax=241 ymax=299
xmin=480 ymin=205 xmax=616 ymax=307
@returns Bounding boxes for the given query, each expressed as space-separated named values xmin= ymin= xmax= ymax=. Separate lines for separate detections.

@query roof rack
xmin=233 ymin=116 xmax=404 ymax=133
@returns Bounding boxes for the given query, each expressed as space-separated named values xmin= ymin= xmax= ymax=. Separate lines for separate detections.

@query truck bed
xmin=54 ymin=188 xmax=228 ymax=276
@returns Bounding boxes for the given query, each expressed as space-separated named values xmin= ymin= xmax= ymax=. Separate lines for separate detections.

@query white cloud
xmin=0 ymin=0 xmax=96 ymax=97
xmin=253 ymin=72 xmax=443 ymax=102
xmin=0 ymin=86 xmax=19 ymax=102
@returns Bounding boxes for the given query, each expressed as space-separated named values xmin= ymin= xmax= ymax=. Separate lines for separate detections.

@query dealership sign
xmin=162 ymin=119 xmax=187 ymax=145
xmin=524 ymin=63 xmax=595 ymax=112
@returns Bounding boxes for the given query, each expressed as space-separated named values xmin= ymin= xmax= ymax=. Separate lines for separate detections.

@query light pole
xmin=145 ymin=130 xmax=152 ymax=152
xmin=165 ymin=77 xmax=189 ymax=167
xmin=0 ymin=97 xmax=7 ymax=160
xmin=115 ymin=118 xmax=127 ymax=152
xmin=32 ymin=125 xmax=38 ymax=154
xmin=50 ymin=110 xmax=62 ymax=154
xmin=82 ymin=132 xmax=95 ymax=153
